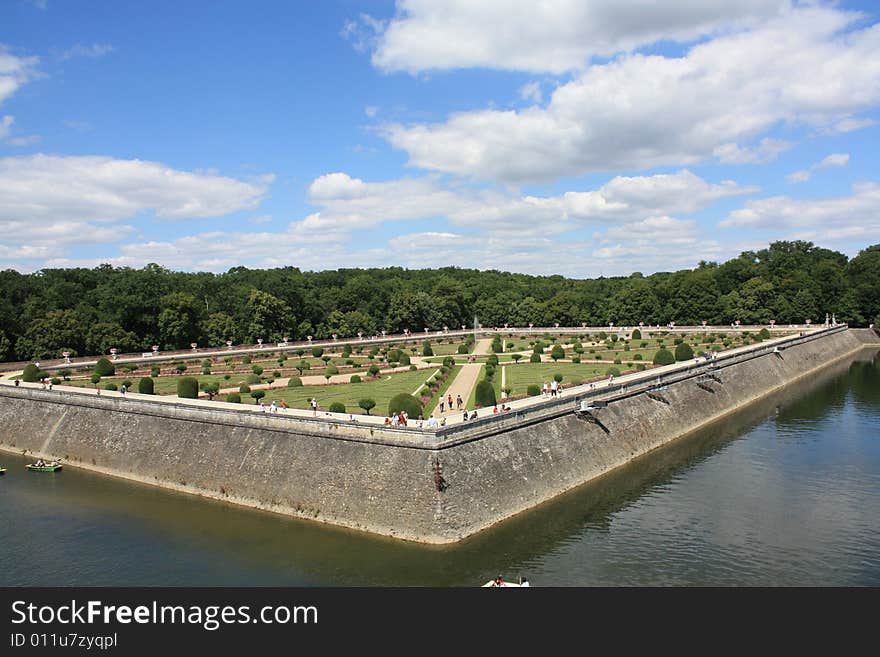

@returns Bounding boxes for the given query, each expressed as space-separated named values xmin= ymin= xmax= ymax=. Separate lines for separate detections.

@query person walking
xmin=456 ymin=394 xmax=463 ymax=410
xmin=310 ymin=397 xmax=318 ymax=416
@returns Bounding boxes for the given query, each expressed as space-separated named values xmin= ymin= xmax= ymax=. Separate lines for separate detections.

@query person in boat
xmin=520 ymin=578 xmax=530 ymax=587
xmin=493 ymin=574 xmax=504 ymax=587
xmin=35 ymin=459 xmax=44 ymax=467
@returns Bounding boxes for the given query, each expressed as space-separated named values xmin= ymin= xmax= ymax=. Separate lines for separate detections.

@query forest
xmin=1 ymin=240 xmax=878 ymax=362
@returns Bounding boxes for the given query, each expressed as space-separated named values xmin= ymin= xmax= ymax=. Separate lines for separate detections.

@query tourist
xmin=427 ymin=416 xmax=438 ymax=429
xmin=120 ymin=384 xmax=126 ymax=396
xmin=542 ymin=382 xmax=549 ymax=397
xmin=391 ymin=414 xmax=399 ymax=427
xmin=417 ymin=418 xmax=423 ymax=429
xmin=440 ymin=417 xmax=446 ymax=426
xmin=96 ymin=387 xmax=101 ymax=396
xmin=447 ymin=394 xmax=453 ymax=410
xmin=462 ymin=411 xmax=469 ymax=421
xmin=471 ymin=410 xmax=478 ymax=420
xmin=439 ymin=399 xmax=445 ymax=412
xmin=48 ymin=380 xmax=53 ymax=390
xmin=456 ymin=394 xmax=463 ymax=410
xmin=384 ymin=416 xmax=392 ymax=426
xmin=270 ymin=401 xmax=277 ymax=414
xmin=280 ymin=399 xmax=287 ymax=410
xmin=310 ymin=398 xmax=318 ymax=416
xmin=349 ymin=414 xmax=358 ymax=423
xmin=41 ymin=380 xmax=46 ymax=389
xmin=493 ymin=405 xmax=499 ymax=414
xmin=521 ymin=578 xmax=530 ymax=587
xmin=260 ymin=402 xmax=266 ymax=413
xmin=492 ymin=574 xmax=504 ymax=587
xmin=14 ymin=379 xmax=19 ymax=387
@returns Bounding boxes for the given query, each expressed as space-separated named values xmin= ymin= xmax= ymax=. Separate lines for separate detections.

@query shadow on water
xmin=1 ymin=348 xmax=877 ymax=586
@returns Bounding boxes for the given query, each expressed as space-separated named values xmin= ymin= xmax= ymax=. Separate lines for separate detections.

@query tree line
xmin=1 ymin=240 xmax=878 ymax=362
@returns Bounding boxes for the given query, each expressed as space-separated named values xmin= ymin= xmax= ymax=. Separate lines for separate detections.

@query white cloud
xmin=0 ymin=154 xmax=271 ymax=224
xmin=366 ymin=0 xmax=789 ymax=74
xmin=58 ymin=43 xmax=115 ymax=61
xmin=248 ymin=214 xmax=273 ymax=224
xmin=382 ymin=7 xmax=880 ymax=183
xmin=519 ymin=81 xmax=542 ymax=104
xmin=713 ymin=138 xmax=792 ymax=164
xmin=720 ymin=182 xmax=880 ymax=244
xmin=0 ymin=45 xmax=40 ymax=107
xmin=786 ymin=152 xmax=850 ymax=183
xmin=300 ymin=169 xmax=754 ymax=236
xmin=0 ymin=115 xmax=12 ymax=140
xmin=364 ymin=105 xmax=379 ymax=118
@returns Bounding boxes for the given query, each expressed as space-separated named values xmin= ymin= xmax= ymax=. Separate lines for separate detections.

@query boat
xmin=0 ymin=468 xmax=6 ymax=475
xmin=26 ymin=462 xmax=62 ymax=472
xmin=482 ymin=575 xmax=529 ymax=587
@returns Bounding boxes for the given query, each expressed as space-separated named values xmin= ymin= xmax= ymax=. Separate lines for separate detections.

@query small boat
xmin=26 ymin=462 xmax=62 ymax=472
xmin=482 ymin=575 xmax=529 ymax=587
xmin=0 ymin=468 xmax=6 ymax=475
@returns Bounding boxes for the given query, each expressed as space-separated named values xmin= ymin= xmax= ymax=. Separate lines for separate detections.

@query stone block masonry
xmin=0 ymin=327 xmax=877 ymax=543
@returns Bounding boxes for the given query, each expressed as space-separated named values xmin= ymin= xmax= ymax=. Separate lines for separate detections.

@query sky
xmin=1 ymin=0 xmax=879 ymax=278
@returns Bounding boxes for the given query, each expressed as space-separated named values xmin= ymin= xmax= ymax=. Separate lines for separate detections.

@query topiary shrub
xmin=50 ymin=377 xmax=61 ymax=385
xmin=572 ymin=356 xmax=581 ymax=363
xmin=252 ymin=365 xmax=263 ymax=375
xmin=399 ymin=353 xmax=411 ymax=366
xmin=487 ymin=354 xmax=499 ymax=366
xmin=226 ymin=392 xmax=241 ymax=403
xmin=90 ymin=373 xmax=102 ymax=385
xmin=485 ymin=364 xmax=495 ymax=378
xmin=138 ymin=377 xmax=154 ymax=394
xmin=457 ymin=344 xmax=468 ymax=354
xmin=605 ymin=367 xmax=620 ymax=377
xmin=550 ymin=344 xmax=565 ymax=362
xmin=474 ymin=380 xmax=496 ymax=407
xmin=527 ymin=384 xmax=541 ymax=396
xmin=553 ymin=373 xmax=564 ymax=383
xmin=758 ymin=327 xmax=770 ymax=339
xmin=614 ymin=358 xmax=622 ymax=364
xmin=368 ymin=364 xmax=381 ymax=377
xmin=387 ymin=393 xmax=422 ymax=418
xmin=422 ymin=341 xmax=434 ymax=357
xmin=22 ymin=364 xmax=40 ymax=382
xmin=350 ymin=374 xmax=362 ymax=383
xmin=103 ymin=383 xmax=118 ymax=391
xmin=325 ymin=365 xmax=339 ymax=376
xmin=443 ymin=356 xmax=456 ymax=368
xmin=329 ymin=402 xmax=346 ymax=413
xmin=409 ymin=364 xmax=417 ymax=371
xmin=239 ymin=383 xmax=251 ymax=394
xmin=358 ymin=398 xmax=376 ymax=415
xmin=246 ymin=373 xmax=261 ymax=384
xmin=242 ymin=355 xmax=252 ymax=364
xmin=636 ymin=363 xmax=647 ymax=371
xmin=633 ymin=353 xmax=643 ymax=360
xmin=631 ymin=329 xmax=642 ymax=340
xmin=177 ymin=377 xmax=199 ymax=398
xmin=674 ymin=342 xmax=694 ymax=361
xmin=529 ymin=353 xmax=542 ymax=363
xmin=287 ymin=376 xmax=303 ymax=387
xmin=151 ymin=365 xmax=161 ymax=378
xmin=95 ymin=358 xmax=115 ymax=376
xmin=250 ymin=390 xmax=265 ymax=402
xmin=653 ymin=348 xmax=675 ymax=365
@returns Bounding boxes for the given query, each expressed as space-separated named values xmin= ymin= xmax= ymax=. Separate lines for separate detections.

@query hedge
xmin=287 ymin=376 xmax=303 ymax=387
xmin=674 ymin=342 xmax=694 ymax=361
xmin=653 ymin=348 xmax=675 ymax=365
xmin=422 ymin=341 xmax=434 ymax=357
xmin=22 ymin=363 xmax=39 ymax=382
xmin=226 ymin=392 xmax=241 ymax=403
xmin=239 ymin=384 xmax=251 ymax=393
xmin=388 ymin=393 xmax=422 ymax=418
xmin=138 ymin=377 xmax=154 ymax=394
xmin=475 ymin=380 xmax=496 ymax=408
xmin=328 ymin=402 xmax=346 ymax=414
xmin=95 ymin=358 xmax=115 ymax=377
xmin=176 ymin=377 xmax=199 ymax=399
xmin=529 ymin=353 xmax=542 ymax=363
xmin=527 ymin=384 xmax=541 ymax=396
xmin=631 ymin=329 xmax=642 ymax=340
xmin=350 ymin=374 xmax=362 ymax=383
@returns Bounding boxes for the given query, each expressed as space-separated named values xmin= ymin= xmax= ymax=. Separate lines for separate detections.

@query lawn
xmin=501 ymin=362 xmax=634 ymax=396
xmin=235 ymin=367 xmax=441 ymax=416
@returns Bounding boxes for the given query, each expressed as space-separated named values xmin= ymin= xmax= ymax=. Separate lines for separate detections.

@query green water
xmin=2 ymin=349 xmax=878 ymax=586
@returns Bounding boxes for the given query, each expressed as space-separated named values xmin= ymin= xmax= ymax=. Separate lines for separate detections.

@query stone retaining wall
xmin=0 ymin=327 xmax=876 ymax=543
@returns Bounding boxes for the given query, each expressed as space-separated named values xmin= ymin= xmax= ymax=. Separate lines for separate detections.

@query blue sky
xmin=1 ymin=0 xmax=879 ymax=276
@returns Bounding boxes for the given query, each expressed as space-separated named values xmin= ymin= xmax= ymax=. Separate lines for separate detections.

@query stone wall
xmin=1 ymin=327 xmax=877 ymax=543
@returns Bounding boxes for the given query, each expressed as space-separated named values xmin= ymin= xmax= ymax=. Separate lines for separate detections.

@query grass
xmin=503 ymin=362 xmax=629 ymax=396
xmin=422 ymin=365 xmax=462 ymax=416
xmin=234 ymin=368 xmax=438 ymax=416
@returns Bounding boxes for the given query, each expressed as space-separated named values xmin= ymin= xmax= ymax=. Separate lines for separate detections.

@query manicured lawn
xmin=502 ymin=362 xmax=634 ymax=396
xmin=235 ymin=368 xmax=440 ymax=416
xmin=422 ymin=365 xmax=462 ymax=416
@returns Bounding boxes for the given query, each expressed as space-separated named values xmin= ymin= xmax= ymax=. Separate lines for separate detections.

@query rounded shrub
xmin=759 ymin=327 xmax=771 ymax=339
xmin=242 ymin=355 xmax=252 ymax=364
xmin=636 ymin=363 xmax=647 ymax=371
xmin=368 ymin=364 xmax=381 ymax=376
xmin=529 ymin=353 xmax=542 ymax=363
xmin=287 ymin=376 xmax=303 ymax=387
xmin=422 ymin=341 xmax=434 ymax=357
xmin=358 ymin=398 xmax=376 ymax=415
xmin=350 ymin=374 xmax=362 ymax=383
xmin=252 ymin=365 xmax=263 ymax=375
xmin=103 ymin=383 xmax=118 ymax=391
xmin=151 ymin=365 xmax=161 ymax=378
xmin=328 ymin=402 xmax=346 ymax=414
xmin=250 ymin=390 xmax=266 ymax=402
xmin=674 ymin=342 xmax=694 ymax=361
xmin=95 ymin=358 xmax=115 ymax=377
xmin=485 ymin=364 xmax=495 ymax=378
xmin=311 ymin=346 xmax=323 ymax=358
xmin=176 ymin=377 xmax=199 ymax=399
xmin=22 ymin=363 xmax=40 ymax=382
xmin=226 ymin=392 xmax=241 ymax=403
xmin=487 ymin=354 xmax=499 ymax=366
xmin=527 ymin=384 xmax=541 ymax=396
xmin=90 ymin=373 xmax=101 ymax=385
xmin=409 ymin=364 xmax=417 ymax=371
xmin=631 ymin=329 xmax=642 ymax=340
xmin=51 ymin=377 xmax=61 ymax=385
xmin=653 ymin=348 xmax=675 ymax=365
xmin=443 ymin=356 xmax=456 ymax=368
xmin=613 ymin=358 xmax=622 ymax=364
xmin=633 ymin=353 xmax=643 ymax=360
xmin=325 ymin=365 xmax=339 ymax=376
xmin=553 ymin=373 xmax=563 ymax=383
xmin=457 ymin=344 xmax=468 ymax=354
xmin=138 ymin=377 xmax=154 ymax=394
xmin=387 ymin=393 xmax=422 ymax=418
xmin=239 ymin=384 xmax=251 ymax=394
xmin=475 ymin=380 xmax=496 ymax=407
xmin=399 ymin=353 xmax=411 ymax=366
xmin=605 ymin=367 xmax=621 ymax=377
xmin=246 ymin=373 xmax=261 ymax=384
xmin=572 ymin=356 xmax=581 ymax=364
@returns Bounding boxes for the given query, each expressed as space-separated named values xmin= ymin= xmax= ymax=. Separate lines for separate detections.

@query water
xmin=2 ymin=350 xmax=878 ymax=586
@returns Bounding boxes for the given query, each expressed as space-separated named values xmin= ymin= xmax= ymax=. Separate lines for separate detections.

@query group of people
xmin=258 ymin=399 xmax=288 ymax=414
xmin=541 ymin=380 xmax=563 ymax=397
xmin=438 ymin=394 xmax=464 ymax=414
xmin=384 ymin=410 xmax=416 ymax=427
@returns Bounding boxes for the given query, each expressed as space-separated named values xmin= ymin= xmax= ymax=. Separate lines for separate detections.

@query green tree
xmin=201 ymin=312 xmax=238 ymax=346
xmin=138 ymin=377 xmax=154 ymax=394
xmin=653 ymin=348 xmax=675 ymax=365
xmin=674 ymin=342 xmax=694 ymax=361
xmin=245 ymin=289 xmax=293 ymax=342
xmin=550 ymin=344 xmax=565 ymax=362
xmin=358 ymin=398 xmax=376 ymax=415
xmin=176 ymin=377 xmax=199 ymax=399
xmin=475 ymin=380 xmax=496 ymax=407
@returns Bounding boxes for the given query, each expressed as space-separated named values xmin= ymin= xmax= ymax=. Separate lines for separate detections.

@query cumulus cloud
xmin=366 ymin=0 xmax=789 ymax=74
xmin=302 ymin=169 xmax=755 ymax=235
xmin=786 ymin=152 xmax=850 ymax=183
xmin=382 ymin=7 xmax=880 ymax=183
xmin=713 ymin=139 xmax=792 ymax=165
xmin=720 ymin=182 xmax=880 ymax=244
xmin=519 ymin=81 xmax=542 ymax=104
xmin=0 ymin=154 xmax=271 ymax=227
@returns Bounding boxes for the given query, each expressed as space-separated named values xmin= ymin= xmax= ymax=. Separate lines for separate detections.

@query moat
xmin=2 ymin=348 xmax=878 ymax=586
